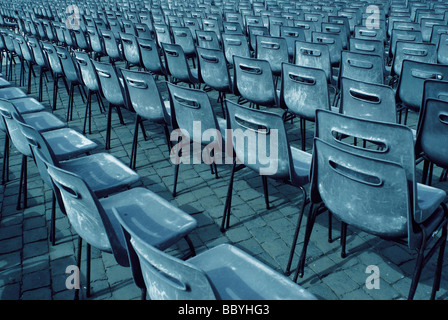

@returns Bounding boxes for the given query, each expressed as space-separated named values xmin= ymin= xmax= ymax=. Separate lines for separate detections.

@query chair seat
xmin=105 ymin=187 xmax=197 ymax=251
xmin=290 ymin=146 xmax=312 ymax=185
xmin=415 ymin=183 xmax=447 ymax=224
xmin=22 ymin=112 xmax=66 ymax=132
xmin=60 ymin=153 xmax=140 ymax=199
xmin=187 ymin=243 xmax=317 ymax=300
xmin=42 ymin=128 xmax=98 ymax=161
xmin=0 ymin=87 xmax=27 ymax=100
xmin=11 ymin=97 xmax=46 ymax=114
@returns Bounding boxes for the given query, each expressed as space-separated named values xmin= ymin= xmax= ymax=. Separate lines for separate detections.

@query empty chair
xmin=134 ymin=23 xmax=153 ymax=40
xmin=438 ymin=34 xmax=448 ymax=65
xmin=222 ymin=99 xmax=312 ymax=276
xmin=196 ymin=46 xmax=233 ymax=115
xmin=293 ymin=19 xmax=316 ymax=42
xmin=120 ymin=32 xmax=142 ymax=69
xmin=296 ymin=109 xmax=448 ymax=300
xmin=27 ymin=36 xmax=51 ymax=102
xmin=390 ymin=41 xmax=437 ymax=80
xmin=202 ymin=18 xmax=223 ymax=43
xmin=120 ymin=68 xmax=172 ymax=170
xmin=295 ymin=40 xmax=334 ymax=86
xmin=182 ymin=17 xmax=201 ymax=41
xmin=222 ymin=33 xmax=251 ymax=66
xmin=389 ymin=29 xmax=423 ymax=62
xmin=311 ymin=31 xmax=343 ymax=67
xmin=339 ymin=51 xmax=384 ymax=85
xmin=349 ymin=38 xmax=384 ymax=58
xmin=154 ymin=23 xmax=172 ymax=47
xmin=72 ymin=28 xmax=90 ymax=52
xmin=223 ymin=21 xmax=244 ymax=35
xmin=233 ymin=55 xmax=279 ymax=108
xmin=248 ymin=26 xmax=269 ymax=52
xmin=137 ymin=37 xmax=168 ymax=80
xmin=162 ymin=42 xmax=200 ymax=88
xmin=43 ymin=156 xmax=196 ymax=298
xmin=87 ymin=26 xmax=106 ymax=60
xmin=255 ymin=35 xmax=289 ymax=78
xmin=171 ymin=27 xmax=196 ymax=63
xmin=167 ymin=82 xmax=226 ymax=197
xmin=322 ymin=22 xmax=350 ymax=50
xmin=280 ymin=26 xmax=306 ymax=61
xmin=93 ymin=60 xmax=127 ymax=150
xmin=101 ymin=29 xmax=123 ymax=64
xmin=196 ymin=30 xmax=221 ymax=50
xmin=280 ymin=63 xmax=330 ymax=151
xmin=354 ymin=25 xmax=386 ymax=44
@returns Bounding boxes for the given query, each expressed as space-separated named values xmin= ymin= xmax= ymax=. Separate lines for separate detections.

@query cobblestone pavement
xmin=1 ymin=57 xmax=448 ymax=301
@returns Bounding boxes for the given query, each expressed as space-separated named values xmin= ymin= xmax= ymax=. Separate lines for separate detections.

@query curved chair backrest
xmin=280 ymin=63 xmax=329 ymax=121
xmin=430 ymin=25 xmax=448 ymax=46
xmin=339 ymin=50 xmax=384 ymax=85
xmin=0 ymin=99 xmax=33 ymax=156
xmin=167 ymin=82 xmax=220 ymax=143
xmin=171 ymin=27 xmax=196 ymax=56
xmin=421 ymin=18 xmax=445 ymax=43
xmin=415 ymin=98 xmax=448 ymax=170
xmin=311 ymin=31 xmax=343 ymax=67
xmin=203 ymin=18 xmax=222 ymax=42
xmin=107 ymin=18 xmax=123 ymax=38
xmin=280 ymin=25 xmax=306 ymax=59
xmin=55 ymin=46 xmax=81 ymax=83
xmin=222 ymin=33 xmax=250 ymax=66
xmin=437 ymin=33 xmax=448 ymax=65
xmin=392 ymin=41 xmax=437 ymax=77
xmin=74 ymin=51 xmax=99 ymax=92
xmin=196 ymin=30 xmax=221 ymax=50
xmin=120 ymin=32 xmax=141 ymax=66
xmin=292 ymin=19 xmax=316 ymax=42
xmin=354 ymin=25 xmax=386 ymax=44
xmin=72 ymin=29 xmax=90 ymax=51
xmin=87 ymin=26 xmax=105 ymax=55
xmin=101 ymin=29 xmax=121 ymax=60
xmin=197 ymin=46 xmax=232 ymax=93
xmin=349 ymin=38 xmax=383 ymax=57
xmin=225 ymin=99 xmax=293 ymax=179
xmin=16 ymin=34 xmax=33 ymax=63
xmin=233 ymin=55 xmax=277 ymax=107
xmin=248 ymin=25 xmax=269 ymax=52
xmin=294 ymin=40 xmax=332 ymax=83
xmin=269 ymin=16 xmax=290 ymax=37
xmin=44 ymin=157 xmax=129 ymax=266
xmin=122 ymin=229 xmax=216 ymax=299
xmin=182 ymin=17 xmax=201 ymax=41
xmin=135 ymin=23 xmax=153 ymax=40
xmin=120 ymin=68 xmax=169 ymax=124
xmin=397 ymin=60 xmax=448 ymax=111
xmin=42 ymin=41 xmax=63 ymax=75
xmin=390 ymin=29 xmax=423 ymax=58
xmin=223 ymin=21 xmax=243 ymax=35
xmin=322 ymin=22 xmax=350 ymax=49
xmin=122 ymin=19 xmax=136 ymax=36
xmin=154 ymin=23 xmax=172 ymax=47
xmin=27 ymin=36 xmax=48 ymax=68
xmin=162 ymin=42 xmax=196 ymax=84
xmin=93 ymin=60 xmax=126 ymax=106
xmin=339 ymin=77 xmax=396 ymax=123
xmin=255 ymin=35 xmax=288 ymax=76
xmin=137 ymin=37 xmax=166 ymax=76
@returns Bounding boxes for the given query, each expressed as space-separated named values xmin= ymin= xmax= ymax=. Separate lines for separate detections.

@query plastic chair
xmin=115 ymin=230 xmax=317 ymax=300
xmin=27 ymin=36 xmax=50 ymax=102
xmin=167 ymin=82 xmax=226 ymax=197
xmin=349 ymin=38 xmax=384 ymax=58
xmin=396 ymin=60 xmax=448 ymax=124
xmin=292 ymin=19 xmax=316 ymax=42
xmin=294 ymin=40 xmax=334 ymax=86
xmin=311 ymin=31 xmax=343 ymax=67
xmin=247 ymin=25 xmax=269 ymax=53
xmin=86 ymin=26 xmax=106 ymax=61
xmin=296 ymin=110 xmax=448 ymax=300
xmin=222 ymin=99 xmax=312 ymax=276
xmin=135 ymin=23 xmax=153 ymax=40
xmin=154 ymin=23 xmax=172 ymax=47
xmin=437 ymin=33 xmax=448 ymax=65
xmin=0 ymin=98 xmax=97 ymax=211
xmin=232 ymin=55 xmax=280 ymax=109
xmin=322 ymin=22 xmax=350 ymax=50
xmin=101 ymin=29 xmax=123 ymax=64
xmin=255 ymin=35 xmax=289 ymax=79
xmin=389 ymin=29 xmax=423 ymax=62
xmin=203 ymin=18 xmax=223 ymax=43
xmin=119 ymin=32 xmax=142 ymax=69
xmin=120 ymin=68 xmax=172 ymax=170
xmin=339 ymin=51 xmax=384 ymax=85
xmin=92 ymin=60 xmax=127 ymax=150
xmin=137 ymin=37 xmax=168 ymax=80
xmin=171 ymin=26 xmax=196 ymax=63
xmin=196 ymin=30 xmax=221 ymax=50
xmin=196 ymin=46 xmax=233 ymax=115
xmin=280 ymin=26 xmax=306 ymax=61
xmin=43 ymin=157 xmax=195 ymax=299
xmin=390 ymin=41 xmax=437 ymax=80
xmin=222 ymin=33 xmax=251 ymax=66
xmin=223 ymin=21 xmax=244 ymax=35
xmin=162 ymin=42 xmax=200 ymax=88
xmin=416 ymin=96 xmax=448 ymax=186
xmin=280 ymin=63 xmax=330 ymax=151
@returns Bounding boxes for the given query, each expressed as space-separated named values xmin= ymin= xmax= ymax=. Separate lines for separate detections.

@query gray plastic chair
xmin=280 ymin=63 xmax=330 ymax=151
xmin=137 ymin=37 xmax=168 ymax=80
xmin=255 ymin=35 xmax=288 ymax=78
xmin=101 ymin=29 xmax=123 ymax=64
xmin=280 ymin=26 xmax=306 ymax=61
xmin=339 ymin=51 xmax=384 ymax=85
xmin=162 ymin=42 xmax=200 ymax=88
xmin=167 ymin=82 xmax=226 ymax=197
xmin=43 ymin=156 xmax=195 ymax=299
xmin=222 ymin=33 xmax=251 ymax=66
xmin=437 ymin=33 xmax=448 ymax=65
xmin=119 ymin=32 xmax=142 ymax=69
xmin=294 ymin=40 xmax=334 ymax=86
xmin=223 ymin=99 xmax=312 ymax=276
xmin=296 ymin=109 xmax=448 ymax=300
xmin=120 ymin=68 xmax=172 ymax=170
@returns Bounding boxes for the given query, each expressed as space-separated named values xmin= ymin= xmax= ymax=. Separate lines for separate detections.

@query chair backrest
xmin=222 ymin=33 xmax=250 ymax=66
xmin=294 ymin=40 xmax=332 ymax=83
xmin=171 ymin=27 xmax=195 ymax=56
xmin=339 ymin=77 xmax=396 ymax=123
xmin=225 ymin=99 xmax=293 ymax=179
xmin=354 ymin=25 xmax=386 ymax=44
xmin=396 ymin=60 xmax=448 ymax=111
xmin=203 ymin=18 xmax=222 ymax=42
xmin=162 ymin=42 xmax=195 ymax=84
xmin=415 ymin=97 xmax=448 ymax=170
xmin=233 ymin=55 xmax=277 ymax=107
xmin=182 ymin=17 xmax=201 ymax=41
xmin=392 ymin=41 xmax=437 ymax=77
xmin=339 ymin=50 xmax=384 ymax=85
xmin=16 ymin=34 xmax=33 ymax=63
xmin=120 ymin=68 xmax=169 ymax=124
xmin=248 ymin=25 xmax=269 ymax=52
xmin=311 ymin=31 xmax=343 ymax=67
xmin=269 ymin=16 xmax=290 ymax=37
xmin=74 ymin=51 xmax=99 ymax=92
xmin=134 ymin=23 xmax=153 ymax=40
xmin=137 ymin=37 xmax=166 ymax=76
xmin=27 ymin=36 xmax=48 ymax=68
xmin=280 ymin=63 xmax=329 ymax=121
xmin=101 ymin=29 xmax=122 ymax=60
xmin=72 ymin=29 xmax=90 ymax=51
xmin=44 ymin=156 xmax=129 ymax=266
xmin=322 ymin=22 xmax=350 ymax=50
xmin=390 ymin=29 xmax=423 ymax=58
xmin=421 ymin=18 xmax=445 ymax=42
xmin=430 ymin=25 xmax=448 ymax=46
xmin=223 ymin=21 xmax=243 ymax=35
xmin=154 ymin=23 xmax=172 ymax=47
xmin=120 ymin=32 xmax=141 ymax=66
xmin=293 ymin=19 xmax=316 ymax=41
xmin=93 ymin=60 xmax=126 ymax=106
xmin=167 ymin=82 xmax=221 ymax=145
xmin=437 ymin=33 xmax=448 ymax=65
xmin=349 ymin=38 xmax=383 ymax=57
xmin=196 ymin=30 xmax=221 ymax=50
xmin=196 ymin=46 xmax=232 ymax=93
xmin=55 ymin=46 xmax=81 ymax=83
xmin=313 ymin=110 xmax=419 ymax=244
xmin=42 ymin=41 xmax=62 ymax=75
xmin=87 ymin=26 xmax=105 ymax=55
xmin=255 ymin=35 xmax=289 ymax=76
xmin=280 ymin=25 xmax=306 ymax=60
